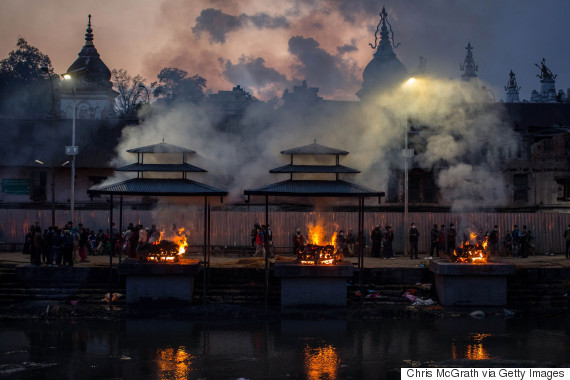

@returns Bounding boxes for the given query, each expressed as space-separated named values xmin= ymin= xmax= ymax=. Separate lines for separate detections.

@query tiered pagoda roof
xmin=244 ymin=141 xmax=384 ymax=198
xmin=88 ymin=142 xmax=226 ymax=197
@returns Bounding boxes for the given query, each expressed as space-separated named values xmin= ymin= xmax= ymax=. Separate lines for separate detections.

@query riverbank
xmin=1 ymin=251 xmax=569 ymax=322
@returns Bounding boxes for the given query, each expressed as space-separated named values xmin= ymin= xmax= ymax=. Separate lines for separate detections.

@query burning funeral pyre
xmin=297 ymin=225 xmax=343 ymax=265
xmin=450 ymin=232 xmax=489 ymax=263
xmin=138 ymin=228 xmax=189 ymax=263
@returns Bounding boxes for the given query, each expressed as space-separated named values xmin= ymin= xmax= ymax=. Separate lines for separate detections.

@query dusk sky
xmin=1 ymin=0 xmax=569 ymax=101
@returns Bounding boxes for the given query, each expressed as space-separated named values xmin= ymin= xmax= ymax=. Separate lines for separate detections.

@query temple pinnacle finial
xmin=314 ymin=139 xmax=317 ymax=144
xmin=369 ymin=6 xmax=400 ymax=51
xmin=460 ymin=42 xmax=478 ymax=81
xmin=85 ymin=14 xmax=94 ymax=46
xmin=162 ymin=138 xmax=165 ymax=143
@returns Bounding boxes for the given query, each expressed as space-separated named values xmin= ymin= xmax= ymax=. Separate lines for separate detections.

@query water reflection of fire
xmin=451 ymin=333 xmax=492 ymax=360
xmin=450 ymin=233 xmax=489 ymax=264
xmin=144 ymin=228 xmax=189 ymax=262
xmin=304 ymin=344 xmax=340 ymax=380
xmin=299 ymin=225 xmax=342 ymax=265
xmin=156 ymin=346 xmax=193 ymax=380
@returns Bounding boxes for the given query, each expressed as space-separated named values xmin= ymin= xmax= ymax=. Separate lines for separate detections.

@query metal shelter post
xmin=358 ymin=197 xmax=364 ymax=303
xmin=119 ymin=196 xmax=123 ymax=263
xmin=203 ymin=196 xmax=208 ymax=305
xmin=264 ymin=196 xmax=269 ymax=309
xmin=108 ymin=195 xmax=114 ymax=309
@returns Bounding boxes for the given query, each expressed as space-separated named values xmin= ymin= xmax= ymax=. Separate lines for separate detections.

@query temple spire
xmin=504 ymin=70 xmax=521 ymax=103
xmin=85 ymin=14 xmax=94 ymax=46
xmin=369 ymin=6 xmax=400 ymax=58
xmin=460 ymin=42 xmax=478 ymax=81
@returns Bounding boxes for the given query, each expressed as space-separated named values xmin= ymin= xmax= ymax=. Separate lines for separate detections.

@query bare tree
xmin=111 ymin=68 xmax=151 ymax=117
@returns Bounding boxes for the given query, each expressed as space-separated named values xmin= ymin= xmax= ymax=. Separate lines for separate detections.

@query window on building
xmin=408 ymin=174 xmax=421 ymax=203
xmin=30 ymin=170 xmax=47 ymax=201
xmin=423 ymin=174 xmax=437 ymax=203
xmin=386 ymin=174 xmax=399 ymax=203
xmin=513 ymin=174 xmax=528 ymax=202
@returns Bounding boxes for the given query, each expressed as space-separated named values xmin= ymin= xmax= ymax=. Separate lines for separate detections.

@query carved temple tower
xmin=530 ymin=58 xmax=566 ymax=103
xmin=504 ymin=70 xmax=521 ymax=103
xmin=60 ymin=15 xmax=117 ymax=119
xmin=460 ymin=42 xmax=479 ymax=84
xmin=357 ymin=7 xmax=408 ymax=100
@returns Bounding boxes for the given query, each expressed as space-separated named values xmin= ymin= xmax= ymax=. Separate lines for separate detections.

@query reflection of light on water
xmin=304 ymin=344 xmax=340 ymax=380
xmin=451 ymin=333 xmax=492 ymax=360
xmin=156 ymin=346 xmax=193 ymax=380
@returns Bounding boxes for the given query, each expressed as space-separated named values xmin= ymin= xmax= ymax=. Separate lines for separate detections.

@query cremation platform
xmin=274 ymin=262 xmax=354 ymax=307
xmin=118 ymin=259 xmax=201 ymax=304
xmin=429 ymin=260 xmax=516 ymax=306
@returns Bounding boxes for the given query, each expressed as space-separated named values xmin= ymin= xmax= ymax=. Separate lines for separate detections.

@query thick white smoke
xmin=107 ymin=74 xmax=520 ymax=213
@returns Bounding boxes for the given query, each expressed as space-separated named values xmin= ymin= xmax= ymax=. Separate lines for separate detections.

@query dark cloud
xmin=192 ymin=8 xmax=242 ymax=44
xmin=222 ymin=56 xmax=289 ymax=88
xmin=192 ymin=8 xmax=289 ymax=44
xmin=246 ymin=13 xmax=289 ymax=29
xmin=288 ymin=36 xmax=353 ymax=94
xmin=337 ymin=42 xmax=358 ymax=55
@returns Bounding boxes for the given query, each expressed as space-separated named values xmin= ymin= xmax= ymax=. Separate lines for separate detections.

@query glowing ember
xmin=144 ymin=228 xmax=189 ymax=262
xmin=299 ymin=225 xmax=342 ymax=265
xmin=451 ymin=235 xmax=489 ymax=264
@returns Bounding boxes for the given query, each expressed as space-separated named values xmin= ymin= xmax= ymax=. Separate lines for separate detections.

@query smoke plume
xmin=109 ymin=73 xmax=519 ymax=214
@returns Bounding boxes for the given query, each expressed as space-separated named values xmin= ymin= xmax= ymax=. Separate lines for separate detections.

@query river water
xmin=1 ymin=314 xmax=569 ymax=379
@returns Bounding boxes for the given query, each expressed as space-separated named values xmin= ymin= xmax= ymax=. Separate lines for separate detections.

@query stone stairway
xmin=0 ymin=264 xmax=125 ymax=305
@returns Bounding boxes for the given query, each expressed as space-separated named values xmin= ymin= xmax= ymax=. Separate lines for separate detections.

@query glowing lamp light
xmin=63 ymin=74 xmax=72 ymax=80
xmin=407 ymin=77 xmax=416 ymax=84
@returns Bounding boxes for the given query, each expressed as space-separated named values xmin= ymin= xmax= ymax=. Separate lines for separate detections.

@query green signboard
xmin=2 ymin=179 xmax=30 ymax=195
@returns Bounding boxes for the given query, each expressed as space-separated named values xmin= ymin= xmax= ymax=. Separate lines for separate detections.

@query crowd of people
xmin=23 ymin=221 xmax=117 ymax=266
xmin=25 ymin=219 xmax=566 ymax=266
xmin=280 ymin=222 xmax=544 ymax=261
xmin=23 ymin=221 xmax=168 ymax=266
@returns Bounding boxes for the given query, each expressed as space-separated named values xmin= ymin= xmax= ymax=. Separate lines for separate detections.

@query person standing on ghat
xmin=292 ymin=228 xmax=305 ymax=254
xmin=254 ymin=224 xmax=265 ymax=257
xmin=409 ymin=223 xmax=419 ymax=259
xmin=265 ymin=224 xmax=274 ymax=259
xmin=371 ymin=225 xmax=382 ymax=258
xmin=346 ymin=229 xmax=355 ymax=257
xmin=488 ymin=225 xmax=499 ymax=256
xmin=382 ymin=224 xmax=394 ymax=259
xmin=251 ymin=223 xmax=259 ymax=250
xmin=564 ymin=224 xmax=570 ymax=258
xmin=511 ymin=224 xmax=521 ymax=257
xmin=446 ymin=223 xmax=457 ymax=255
xmin=430 ymin=224 xmax=439 ymax=258
xmin=438 ymin=224 xmax=446 ymax=258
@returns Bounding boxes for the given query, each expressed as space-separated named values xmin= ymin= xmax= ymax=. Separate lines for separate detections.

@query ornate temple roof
xmin=244 ymin=142 xmax=383 ymax=199
xmin=280 ymin=141 xmax=349 ymax=155
xmin=504 ymin=70 xmax=521 ymax=103
xmin=357 ymin=7 xmax=408 ymax=99
xmin=460 ymin=42 xmax=479 ymax=82
xmin=88 ymin=141 xmax=227 ymax=197
xmin=66 ymin=15 xmax=113 ymax=91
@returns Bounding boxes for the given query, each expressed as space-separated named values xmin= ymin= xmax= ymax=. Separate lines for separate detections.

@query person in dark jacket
xmin=430 ymin=224 xmax=439 ymax=258
xmin=62 ymin=228 xmax=74 ymax=266
xmin=446 ymin=223 xmax=457 ymax=255
xmin=371 ymin=225 xmax=382 ymax=258
xmin=409 ymin=223 xmax=419 ymax=259
xmin=382 ymin=225 xmax=394 ymax=259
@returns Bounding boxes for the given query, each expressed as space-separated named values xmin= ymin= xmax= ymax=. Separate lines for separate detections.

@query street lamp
xmin=402 ymin=77 xmax=417 ymax=258
xmin=62 ymin=67 xmax=86 ymax=224
xmin=40 ymin=65 xmax=56 ymax=227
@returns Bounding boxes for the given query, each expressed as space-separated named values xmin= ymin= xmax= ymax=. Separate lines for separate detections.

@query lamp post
xmin=402 ymin=77 xmax=416 ymax=258
xmin=63 ymin=67 xmax=86 ymax=224
xmin=41 ymin=66 xmax=56 ymax=227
